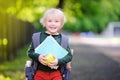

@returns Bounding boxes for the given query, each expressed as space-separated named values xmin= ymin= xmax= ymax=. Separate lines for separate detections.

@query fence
xmin=0 ymin=13 xmax=36 ymax=62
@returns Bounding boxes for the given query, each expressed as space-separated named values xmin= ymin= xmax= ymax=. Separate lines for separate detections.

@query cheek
xmin=60 ymin=23 xmax=63 ymax=28
xmin=60 ymin=21 xmax=64 ymax=27
xmin=59 ymin=25 xmax=63 ymax=30
xmin=44 ymin=22 xmax=50 ymax=26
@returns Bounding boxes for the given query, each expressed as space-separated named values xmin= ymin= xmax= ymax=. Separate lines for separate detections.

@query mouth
xmin=50 ymin=27 xmax=57 ymax=30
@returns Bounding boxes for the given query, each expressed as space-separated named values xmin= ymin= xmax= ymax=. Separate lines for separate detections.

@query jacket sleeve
xmin=58 ymin=44 xmax=73 ymax=65
xmin=27 ymin=42 xmax=40 ymax=61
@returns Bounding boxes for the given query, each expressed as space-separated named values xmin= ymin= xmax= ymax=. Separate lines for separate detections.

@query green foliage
xmin=63 ymin=0 xmax=120 ymax=33
xmin=2 ymin=0 xmax=120 ymax=33
xmin=5 ymin=0 xmax=59 ymax=29
xmin=0 ymin=45 xmax=29 ymax=80
xmin=0 ymin=74 xmax=11 ymax=80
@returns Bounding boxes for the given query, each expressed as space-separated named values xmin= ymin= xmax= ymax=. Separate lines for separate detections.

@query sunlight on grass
xmin=0 ymin=74 xmax=11 ymax=80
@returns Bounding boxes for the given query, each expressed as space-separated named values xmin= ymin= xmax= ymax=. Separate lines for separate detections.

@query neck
xmin=45 ymin=31 xmax=59 ymax=35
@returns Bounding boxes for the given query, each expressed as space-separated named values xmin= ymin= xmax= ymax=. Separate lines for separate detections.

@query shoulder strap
xmin=32 ymin=32 xmax=68 ymax=49
xmin=61 ymin=34 xmax=68 ymax=49
xmin=32 ymin=32 xmax=41 ymax=48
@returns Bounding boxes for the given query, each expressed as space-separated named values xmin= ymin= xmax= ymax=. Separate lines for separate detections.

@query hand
xmin=38 ymin=54 xmax=47 ymax=66
xmin=67 ymin=62 xmax=72 ymax=71
xmin=48 ymin=57 xmax=58 ymax=67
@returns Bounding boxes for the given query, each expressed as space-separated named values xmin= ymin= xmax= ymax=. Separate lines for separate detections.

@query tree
xmin=63 ymin=0 xmax=120 ymax=33
xmin=3 ymin=0 xmax=120 ymax=33
xmin=56 ymin=0 xmax=65 ymax=9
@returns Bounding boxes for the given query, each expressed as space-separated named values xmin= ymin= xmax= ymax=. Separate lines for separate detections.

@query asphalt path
xmin=69 ymin=43 xmax=120 ymax=80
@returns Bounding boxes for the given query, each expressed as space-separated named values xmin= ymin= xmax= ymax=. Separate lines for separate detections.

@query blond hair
xmin=40 ymin=8 xmax=66 ymax=27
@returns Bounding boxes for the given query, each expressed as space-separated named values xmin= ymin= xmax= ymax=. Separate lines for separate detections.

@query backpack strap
xmin=32 ymin=32 xmax=68 ymax=49
xmin=32 ymin=32 xmax=41 ymax=48
xmin=61 ymin=34 xmax=68 ymax=49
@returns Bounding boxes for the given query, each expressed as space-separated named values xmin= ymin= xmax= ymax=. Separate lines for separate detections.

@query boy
xmin=27 ymin=8 xmax=73 ymax=80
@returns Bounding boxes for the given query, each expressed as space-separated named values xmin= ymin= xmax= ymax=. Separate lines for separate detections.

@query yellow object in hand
xmin=44 ymin=53 xmax=55 ymax=65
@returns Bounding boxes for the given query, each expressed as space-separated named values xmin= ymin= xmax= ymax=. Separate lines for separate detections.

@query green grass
xmin=0 ymin=45 xmax=30 ymax=80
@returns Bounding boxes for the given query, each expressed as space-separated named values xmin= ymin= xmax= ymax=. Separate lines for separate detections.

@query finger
xmin=42 ymin=61 xmax=47 ymax=66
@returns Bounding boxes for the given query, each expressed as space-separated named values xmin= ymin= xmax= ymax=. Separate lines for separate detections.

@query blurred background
xmin=0 ymin=0 xmax=120 ymax=80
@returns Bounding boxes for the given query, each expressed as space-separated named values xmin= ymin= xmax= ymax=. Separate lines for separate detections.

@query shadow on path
xmin=70 ymin=44 xmax=120 ymax=80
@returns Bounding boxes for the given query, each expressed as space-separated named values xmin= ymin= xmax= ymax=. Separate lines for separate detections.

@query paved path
xmin=69 ymin=36 xmax=120 ymax=80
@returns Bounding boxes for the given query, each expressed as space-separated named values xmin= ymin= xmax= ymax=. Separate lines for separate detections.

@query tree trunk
xmin=56 ymin=0 xmax=65 ymax=9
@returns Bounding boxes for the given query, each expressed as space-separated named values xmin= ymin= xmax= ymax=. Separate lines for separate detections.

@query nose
xmin=51 ymin=22 xmax=56 ymax=26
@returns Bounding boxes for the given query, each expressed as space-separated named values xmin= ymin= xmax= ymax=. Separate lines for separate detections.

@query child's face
xmin=44 ymin=14 xmax=63 ymax=35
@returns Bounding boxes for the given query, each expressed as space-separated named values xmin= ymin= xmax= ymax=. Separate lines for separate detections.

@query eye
xmin=55 ymin=20 xmax=59 ymax=22
xmin=48 ymin=20 xmax=52 ymax=22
